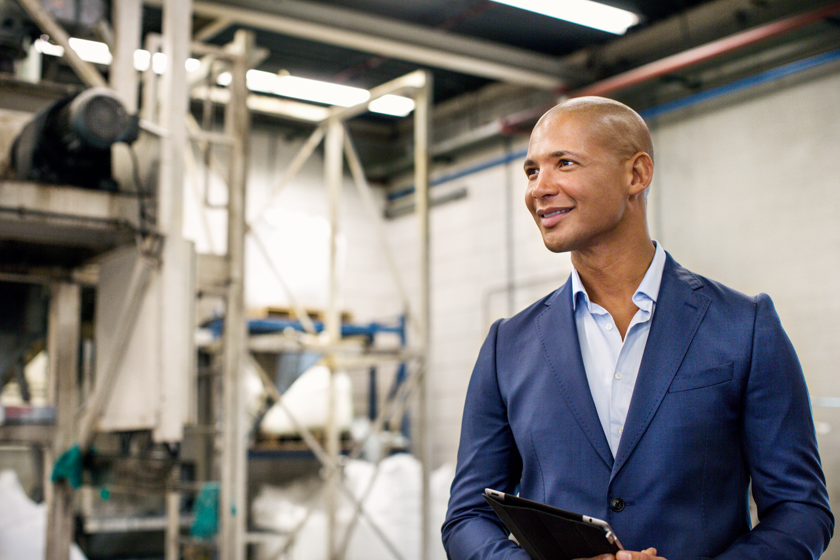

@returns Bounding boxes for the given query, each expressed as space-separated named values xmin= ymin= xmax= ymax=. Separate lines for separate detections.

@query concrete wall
xmin=648 ymin=62 xmax=840 ymax=560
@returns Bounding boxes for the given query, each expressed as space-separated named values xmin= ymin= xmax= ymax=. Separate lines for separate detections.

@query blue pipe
xmin=640 ymin=48 xmax=840 ymax=120
xmin=387 ymin=148 xmax=527 ymax=201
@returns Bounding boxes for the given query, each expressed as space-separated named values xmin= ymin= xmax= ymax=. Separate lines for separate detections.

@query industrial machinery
xmin=10 ymin=87 xmax=139 ymax=190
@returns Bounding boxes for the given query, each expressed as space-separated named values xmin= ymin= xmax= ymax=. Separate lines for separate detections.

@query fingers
xmin=616 ymin=549 xmax=661 ymax=560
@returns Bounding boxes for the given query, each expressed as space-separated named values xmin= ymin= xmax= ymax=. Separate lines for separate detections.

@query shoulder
xmin=663 ymin=252 xmax=765 ymax=310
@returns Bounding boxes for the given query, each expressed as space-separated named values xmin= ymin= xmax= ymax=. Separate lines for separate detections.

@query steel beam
xmin=413 ymin=70 xmax=433 ymax=560
xmin=218 ymin=28 xmax=253 ymax=560
xmin=44 ymin=282 xmax=81 ymax=560
xmin=144 ymin=0 xmax=564 ymax=89
xmin=15 ymin=0 xmax=107 ymax=88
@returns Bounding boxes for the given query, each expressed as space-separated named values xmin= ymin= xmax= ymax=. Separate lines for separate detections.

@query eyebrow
xmin=523 ymin=150 xmax=581 ymax=170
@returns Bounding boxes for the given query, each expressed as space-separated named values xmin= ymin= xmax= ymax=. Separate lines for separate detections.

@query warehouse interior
xmin=1 ymin=0 xmax=839 ymax=559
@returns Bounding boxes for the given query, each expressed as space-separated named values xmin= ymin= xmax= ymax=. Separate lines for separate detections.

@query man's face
xmin=523 ymin=112 xmax=634 ymax=254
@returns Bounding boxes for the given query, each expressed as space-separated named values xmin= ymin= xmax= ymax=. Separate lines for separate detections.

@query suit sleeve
xmin=715 ymin=294 xmax=834 ymax=559
xmin=441 ymin=319 xmax=530 ymax=560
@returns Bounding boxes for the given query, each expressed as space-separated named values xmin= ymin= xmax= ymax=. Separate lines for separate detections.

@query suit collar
xmin=536 ymin=254 xmax=710 ymax=477
xmin=611 ymin=253 xmax=710 ymax=477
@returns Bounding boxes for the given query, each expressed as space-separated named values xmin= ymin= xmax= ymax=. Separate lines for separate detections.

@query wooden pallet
xmin=247 ymin=306 xmax=353 ymax=324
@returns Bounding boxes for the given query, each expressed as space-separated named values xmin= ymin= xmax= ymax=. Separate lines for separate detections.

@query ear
xmin=628 ymin=152 xmax=653 ymax=196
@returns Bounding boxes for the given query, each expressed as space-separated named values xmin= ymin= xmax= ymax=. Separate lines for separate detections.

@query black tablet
xmin=483 ymin=489 xmax=623 ymax=560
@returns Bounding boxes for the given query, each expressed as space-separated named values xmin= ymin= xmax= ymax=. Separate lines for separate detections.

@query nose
xmin=529 ymin=168 xmax=558 ymax=199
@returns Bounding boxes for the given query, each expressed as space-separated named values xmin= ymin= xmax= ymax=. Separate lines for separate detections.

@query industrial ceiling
xmin=10 ymin=0 xmax=840 ymax=176
xmin=142 ymin=0 xmax=839 ymax=175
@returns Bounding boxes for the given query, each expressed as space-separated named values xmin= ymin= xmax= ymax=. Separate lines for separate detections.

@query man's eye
xmin=559 ymin=159 xmax=575 ymax=167
xmin=525 ymin=168 xmax=538 ymax=178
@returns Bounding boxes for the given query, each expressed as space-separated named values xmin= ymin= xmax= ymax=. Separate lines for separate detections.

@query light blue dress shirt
xmin=571 ymin=241 xmax=666 ymax=457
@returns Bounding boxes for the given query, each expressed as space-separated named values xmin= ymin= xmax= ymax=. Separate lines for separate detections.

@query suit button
xmin=610 ymin=497 xmax=625 ymax=512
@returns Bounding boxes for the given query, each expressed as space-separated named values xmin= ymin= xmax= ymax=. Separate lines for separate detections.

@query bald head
xmin=537 ymin=97 xmax=654 ymax=163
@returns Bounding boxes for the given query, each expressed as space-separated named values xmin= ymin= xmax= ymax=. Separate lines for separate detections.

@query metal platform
xmin=0 ymin=180 xmax=141 ymax=271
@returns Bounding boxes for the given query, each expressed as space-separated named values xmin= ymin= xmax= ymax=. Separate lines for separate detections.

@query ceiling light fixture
xmin=35 ymin=38 xmax=198 ymax=74
xmin=491 ymin=0 xmax=640 ymax=34
xmin=232 ymin=69 xmax=415 ymax=117
xmin=368 ymin=94 xmax=415 ymax=117
xmin=34 ymin=39 xmax=415 ymax=118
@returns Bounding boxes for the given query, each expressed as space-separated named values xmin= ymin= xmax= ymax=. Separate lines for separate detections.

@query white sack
xmin=0 ymin=469 xmax=87 ymax=560
xmin=260 ymin=364 xmax=353 ymax=437
xmin=251 ymin=454 xmax=454 ymax=560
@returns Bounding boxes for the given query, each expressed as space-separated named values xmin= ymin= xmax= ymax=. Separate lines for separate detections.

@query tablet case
xmin=483 ymin=491 xmax=621 ymax=560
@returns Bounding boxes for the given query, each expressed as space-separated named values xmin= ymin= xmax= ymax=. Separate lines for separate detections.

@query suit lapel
xmin=536 ymin=278 xmax=614 ymax=470
xmin=611 ymin=255 xmax=710 ymax=478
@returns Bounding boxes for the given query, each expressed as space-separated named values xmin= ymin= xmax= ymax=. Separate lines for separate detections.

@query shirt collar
xmin=572 ymin=241 xmax=666 ymax=312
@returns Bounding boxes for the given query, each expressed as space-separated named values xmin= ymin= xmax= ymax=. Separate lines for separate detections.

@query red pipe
xmin=572 ymin=1 xmax=840 ymax=97
xmin=498 ymin=2 xmax=840 ymax=133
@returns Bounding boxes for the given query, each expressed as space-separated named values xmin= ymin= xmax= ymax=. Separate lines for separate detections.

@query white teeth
xmin=543 ymin=209 xmax=569 ymax=218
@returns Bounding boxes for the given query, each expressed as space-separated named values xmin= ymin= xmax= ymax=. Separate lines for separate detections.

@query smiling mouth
xmin=540 ymin=208 xmax=571 ymax=219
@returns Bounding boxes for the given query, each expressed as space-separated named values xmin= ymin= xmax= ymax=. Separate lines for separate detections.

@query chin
xmin=542 ymin=239 xmax=571 ymax=254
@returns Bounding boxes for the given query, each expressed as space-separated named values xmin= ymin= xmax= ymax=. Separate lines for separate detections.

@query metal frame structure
xmin=215 ymin=69 xmax=433 ymax=560
xmin=4 ymin=1 xmax=201 ymax=559
xmin=175 ymin=17 xmax=434 ymax=560
xmin=3 ymin=3 xmax=432 ymax=560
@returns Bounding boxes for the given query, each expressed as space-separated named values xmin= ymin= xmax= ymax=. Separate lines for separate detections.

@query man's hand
xmin=617 ymin=549 xmax=665 ymax=560
xmin=576 ymin=548 xmax=666 ymax=560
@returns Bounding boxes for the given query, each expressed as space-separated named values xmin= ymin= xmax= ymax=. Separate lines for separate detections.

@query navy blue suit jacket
xmin=442 ymin=253 xmax=833 ymax=560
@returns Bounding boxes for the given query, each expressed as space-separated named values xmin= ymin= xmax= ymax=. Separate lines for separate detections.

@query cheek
xmin=524 ymin=187 xmax=536 ymax=214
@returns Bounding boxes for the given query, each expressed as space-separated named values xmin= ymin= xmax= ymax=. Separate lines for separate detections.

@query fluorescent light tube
xmin=236 ymin=70 xmax=414 ymax=116
xmin=492 ymin=0 xmax=640 ymax=34
xmin=35 ymin=39 xmax=415 ymax=118
xmin=368 ymin=94 xmax=415 ymax=117
xmin=35 ymin=37 xmax=112 ymax=64
xmin=238 ymin=70 xmax=369 ymax=106
xmin=35 ymin=38 xmax=198 ymax=74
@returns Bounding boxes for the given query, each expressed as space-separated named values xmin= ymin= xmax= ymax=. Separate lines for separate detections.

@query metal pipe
xmin=382 ymin=3 xmax=840 ymax=191
xmin=145 ymin=0 xmax=564 ymax=89
xmin=140 ymin=34 xmax=162 ymax=123
xmin=165 ymin=490 xmax=181 ymax=560
xmin=572 ymin=2 xmax=840 ymax=97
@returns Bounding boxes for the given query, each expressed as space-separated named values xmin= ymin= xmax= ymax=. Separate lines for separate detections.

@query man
xmin=441 ymin=97 xmax=833 ymax=560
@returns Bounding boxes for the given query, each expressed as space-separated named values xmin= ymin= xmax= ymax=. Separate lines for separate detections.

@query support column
xmin=45 ymin=282 xmax=81 ymax=560
xmin=157 ymin=0 xmax=193 ymax=445
xmin=324 ymin=117 xmax=344 ymax=560
xmin=220 ymin=29 xmax=253 ymax=560
xmin=158 ymin=2 xmax=192 ymax=558
xmin=110 ymin=0 xmax=143 ymax=112
xmin=413 ymin=71 xmax=433 ymax=560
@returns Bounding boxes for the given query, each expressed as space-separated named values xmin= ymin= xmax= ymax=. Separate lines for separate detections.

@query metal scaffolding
xmin=220 ymin=69 xmax=434 ymax=560
xmin=2 ymin=2 xmax=431 ymax=559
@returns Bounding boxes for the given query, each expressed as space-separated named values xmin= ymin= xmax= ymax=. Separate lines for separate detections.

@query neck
xmin=571 ymin=233 xmax=656 ymax=339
